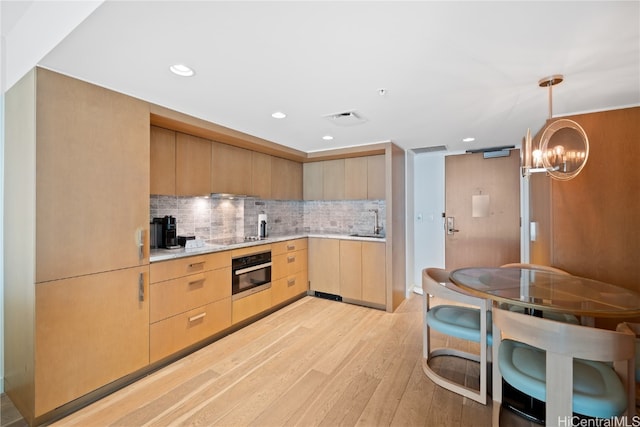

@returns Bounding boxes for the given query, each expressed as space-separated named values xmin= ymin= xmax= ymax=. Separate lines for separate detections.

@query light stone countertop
xmin=150 ymin=233 xmax=386 ymax=262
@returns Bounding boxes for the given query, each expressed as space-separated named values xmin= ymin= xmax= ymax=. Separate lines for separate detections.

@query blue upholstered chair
xmin=422 ymin=267 xmax=492 ymax=404
xmin=492 ymin=307 xmax=636 ymax=424
xmin=619 ymin=322 xmax=640 ymax=407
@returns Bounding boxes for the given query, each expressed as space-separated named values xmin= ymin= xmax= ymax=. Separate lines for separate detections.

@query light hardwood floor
xmin=2 ymin=294 xmax=537 ymax=427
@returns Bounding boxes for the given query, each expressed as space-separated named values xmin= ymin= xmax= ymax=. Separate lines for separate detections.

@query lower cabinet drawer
xmin=272 ymin=249 xmax=308 ymax=279
xmin=150 ymin=298 xmax=231 ymax=363
xmin=271 ymin=271 xmax=308 ymax=306
xmin=232 ymin=288 xmax=272 ymax=324
xmin=150 ymin=267 xmax=231 ymax=323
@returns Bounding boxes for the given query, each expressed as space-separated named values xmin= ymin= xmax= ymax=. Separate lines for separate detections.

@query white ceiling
xmin=4 ymin=1 xmax=640 ymax=154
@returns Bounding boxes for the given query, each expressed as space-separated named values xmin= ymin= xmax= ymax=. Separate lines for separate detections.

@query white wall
xmin=411 ymin=153 xmax=446 ymax=292
xmin=1 ymin=89 xmax=4 ymax=394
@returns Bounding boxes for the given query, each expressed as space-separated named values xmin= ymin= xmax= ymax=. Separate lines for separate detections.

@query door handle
xmin=446 ymin=217 xmax=460 ymax=235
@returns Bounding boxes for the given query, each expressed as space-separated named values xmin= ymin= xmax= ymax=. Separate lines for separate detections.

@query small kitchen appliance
xmin=232 ymin=250 xmax=272 ymax=300
xmin=258 ymin=213 xmax=268 ymax=239
xmin=150 ymin=217 xmax=163 ymax=249
xmin=161 ymin=215 xmax=180 ymax=249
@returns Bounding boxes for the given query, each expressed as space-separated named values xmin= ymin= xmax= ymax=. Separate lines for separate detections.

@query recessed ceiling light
xmin=271 ymin=111 xmax=286 ymax=119
xmin=169 ymin=64 xmax=195 ymax=77
xmin=322 ymin=135 xmax=334 ymax=141
xmin=463 ymin=137 xmax=475 ymax=143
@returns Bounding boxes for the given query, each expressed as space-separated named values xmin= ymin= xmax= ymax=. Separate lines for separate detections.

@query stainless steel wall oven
xmin=232 ymin=251 xmax=271 ymax=300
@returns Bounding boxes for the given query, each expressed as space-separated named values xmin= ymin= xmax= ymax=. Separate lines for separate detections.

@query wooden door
xmin=445 ymin=151 xmax=520 ymax=270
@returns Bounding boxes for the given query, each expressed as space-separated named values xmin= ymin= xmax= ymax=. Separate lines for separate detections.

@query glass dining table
xmin=449 ymin=266 xmax=640 ymax=422
xmin=450 ymin=267 xmax=640 ymax=318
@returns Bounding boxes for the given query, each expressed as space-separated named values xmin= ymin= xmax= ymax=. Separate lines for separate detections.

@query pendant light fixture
xmin=522 ymin=75 xmax=589 ymax=180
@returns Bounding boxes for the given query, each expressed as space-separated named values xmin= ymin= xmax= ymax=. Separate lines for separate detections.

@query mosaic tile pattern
xmin=150 ymin=195 xmax=386 ymax=240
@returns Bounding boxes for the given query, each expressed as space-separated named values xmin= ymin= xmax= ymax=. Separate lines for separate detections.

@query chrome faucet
xmin=369 ymin=209 xmax=382 ymax=235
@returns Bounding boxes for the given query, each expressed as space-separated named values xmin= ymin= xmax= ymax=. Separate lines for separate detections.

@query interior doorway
xmin=444 ymin=150 xmax=521 ymax=270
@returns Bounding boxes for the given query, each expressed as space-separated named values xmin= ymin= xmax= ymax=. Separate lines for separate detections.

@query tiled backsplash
xmin=150 ymin=195 xmax=386 ymax=240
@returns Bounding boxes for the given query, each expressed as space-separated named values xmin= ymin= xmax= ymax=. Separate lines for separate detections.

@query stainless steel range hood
xmin=209 ymin=193 xmax=257 ymax=200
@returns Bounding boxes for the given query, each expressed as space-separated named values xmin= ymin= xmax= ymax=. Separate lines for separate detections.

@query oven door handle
xmin=234 ymin=262 xmax=272 ymax=276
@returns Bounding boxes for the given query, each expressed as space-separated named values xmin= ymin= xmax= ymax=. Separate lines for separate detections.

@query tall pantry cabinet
xmin=4 ymin=68 xmax=150 ymax=425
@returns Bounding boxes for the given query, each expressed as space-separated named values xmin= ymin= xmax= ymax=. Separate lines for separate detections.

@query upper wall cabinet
xmin=150 ymin=126 xmax=176 ymax=195
xmin=271 ymin=156 xmax=303 ymax=200
xmin=303 ymin=161 xmax=323 ymax=200
xmin=35 ymin=69 xmax=150 ymax=281
xmin=304 ymin=155 xmax=385 ymax=201
xmin=251 ymin=151 xmax=272 ymax=199
xmin=366 ymin=155 xmax=385 ymax=199
xmin=176 ymin=132 xmax=212 ymax=196
xmin=211 ymin=142 xmax=252 ymax=195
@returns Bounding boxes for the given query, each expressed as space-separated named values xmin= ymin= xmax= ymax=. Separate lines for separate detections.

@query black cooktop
xmin=206 ymin=236 xmax=266 ymax=246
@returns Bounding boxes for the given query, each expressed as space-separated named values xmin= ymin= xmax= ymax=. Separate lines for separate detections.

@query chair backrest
xmin=494 ymin=307 xmax=636 ymax=420
xmin=500 ymin=263 xmax=570 ymax=275
xmin=423 ymin=267 xmax=489 ymax=309
xmin=494 ymin=307 xmax=634 ymax=362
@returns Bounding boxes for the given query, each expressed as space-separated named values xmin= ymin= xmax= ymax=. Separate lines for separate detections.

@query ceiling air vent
xmin=324 ymin=110 xmax=367 ymax=126
xmin=411 ymin=145 xmax=448 ymax=154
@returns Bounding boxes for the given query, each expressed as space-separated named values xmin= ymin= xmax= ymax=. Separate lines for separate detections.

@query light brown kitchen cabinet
xmin=176 ymin=132 xmax=212 ymax=196
xmin=339 ymin=240 xmax=363 ymax=300
xmin=251 ymin=151 xmax=272 ymax=199
xmin=149 ymin=251 xmax=232 ymax=362
xmin=272 ymin=239 xmax=308 ymax=305
xmin=305 ymin=156 xmax=384 ymax=201
xmin=271 ymin=156 xmax=303 ymax=200
xmin=35 ymin=70 xmax=150 ymax=282
xmin=5 ymin=67 xmax=151 ymax=425
xmin=345 ymin=157 xmax=369 ymax=199
xmin=35 ymin=267 xmax=149 ymax=416
xmin=345 ymin=155 xmax=385 ymax=200
xmin=308 ymin=238 xmax=341 ymax=295
xmin=323 ymin=159 xmax=346 ymax=200
xmin=311 ymin=238 xmax=386 ymax=308
xmin=362 ymin=241 xmax=386 ymax=305
xmin=211 ymin=142 xmax=252 ymax=195
xmin=232 ymin=288 xmax=273 ymax=324
xmin=303 ymin=161 xmax=324 ymax=200
xmin=150 ymin=126 xmax=176 ymax=195
xmin=367 ymin=155 xmax=386 ymax=199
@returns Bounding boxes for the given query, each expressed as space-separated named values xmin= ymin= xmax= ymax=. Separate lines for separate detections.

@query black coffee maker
xmin=161 ymin=215 xmax=179 ymax=248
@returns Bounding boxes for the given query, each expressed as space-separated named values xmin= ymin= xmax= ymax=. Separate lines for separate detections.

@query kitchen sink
xmin=350 ymin=233 xmax=385 ymax=239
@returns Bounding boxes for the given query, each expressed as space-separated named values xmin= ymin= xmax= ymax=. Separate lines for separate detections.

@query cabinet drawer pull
xmin=189 ymin=312 xmax=207 ymax=322
xmin=188 ymin=261 xmax=205 ymax=268
xmin=287 ymin=278 xmax=296 ymax=286
xmin=287 ymin=256 xmax=296 ymax=263
xmin=287 ymin=244 xmax=296 ymax=251
xmin=188 ymin=278 xmax=205 ymax=286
